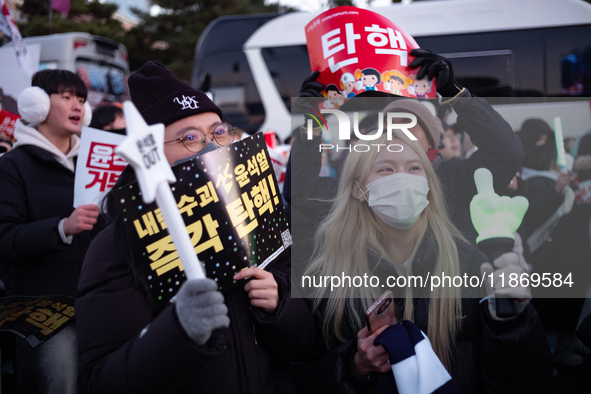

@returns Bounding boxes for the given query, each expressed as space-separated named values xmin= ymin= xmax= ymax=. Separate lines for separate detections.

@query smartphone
xmin=364 ymin=291 xmax=397 ymax=334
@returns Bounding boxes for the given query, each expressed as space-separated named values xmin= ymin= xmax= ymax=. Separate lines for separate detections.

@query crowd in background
xmin=0 ymin=48 xmax=590 ymax=394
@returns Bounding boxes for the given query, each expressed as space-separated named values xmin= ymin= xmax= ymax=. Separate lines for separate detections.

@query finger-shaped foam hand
xmin=470 ymin=168 xmax=529 ymax=244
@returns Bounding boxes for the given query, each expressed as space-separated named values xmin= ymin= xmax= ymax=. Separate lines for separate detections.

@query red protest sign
xmin=84 ymin=141 xmax=127 ymax=192
xmin=0 ymin=109 xmax=20 ymax=142
xmin=305 ymin=6 xmax=436 ymax=105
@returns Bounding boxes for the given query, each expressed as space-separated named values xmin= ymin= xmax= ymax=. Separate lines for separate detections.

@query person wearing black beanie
xmin=127 ymin=61 xmax=226 ymax=165
xmin=128 ymin=61 xmax=223 ymax=127
xmin=75 ymin=61 xmax=315 ymax=393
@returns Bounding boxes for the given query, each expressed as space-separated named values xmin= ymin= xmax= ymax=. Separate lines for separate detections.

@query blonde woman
xmin=300 ymin=130 xmax=552 ymax=394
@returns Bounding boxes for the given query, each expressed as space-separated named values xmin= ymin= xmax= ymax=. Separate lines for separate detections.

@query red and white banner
xmin=74 ymin=127 xmax=127 ymax=208
xmin=305 ymin=6 xmax=436 ymax=107
xmin=0 ymin=0 xmax=37 ymax=78
xmin=0 ymin=109 xmax=20 ymax=142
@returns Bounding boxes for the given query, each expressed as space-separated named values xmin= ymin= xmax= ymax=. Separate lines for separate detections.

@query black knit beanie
xmin=128 ymin=61 xmax=222 ymax=126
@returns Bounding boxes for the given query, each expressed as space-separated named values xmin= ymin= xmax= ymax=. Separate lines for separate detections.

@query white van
xmin=193 ymin=0 xmax=591 ymax=139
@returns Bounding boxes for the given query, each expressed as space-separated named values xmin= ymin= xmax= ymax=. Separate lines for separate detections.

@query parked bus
xmin=190 ymin=13 xmax=279 ymax=134
xmin=192 ymin=0 xmax=591 ymax=139
xmin=2 ymin=32 xmax=130 ymax=107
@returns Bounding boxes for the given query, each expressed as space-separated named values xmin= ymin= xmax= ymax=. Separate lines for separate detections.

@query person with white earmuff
xmin=0 ymin=69 xmax=101 ymax=394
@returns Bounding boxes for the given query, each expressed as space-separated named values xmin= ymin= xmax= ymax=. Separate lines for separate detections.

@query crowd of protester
xmin=0 ymin=46 xmax=589 ymax=394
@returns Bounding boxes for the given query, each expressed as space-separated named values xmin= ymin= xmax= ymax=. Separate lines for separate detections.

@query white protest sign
xmin=116 ymin=101 xmax=205 ymax=279
xmin=74 ymin=126 xmax=127 ymax=208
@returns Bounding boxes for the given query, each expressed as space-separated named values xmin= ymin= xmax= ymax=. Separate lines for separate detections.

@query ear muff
xmin=17 ymin=87 xmax=50 ymax=124
xmin=18 ymin=86 xmax=93 ymax=128
xmin=83 ymin=101 xmax=92 ymax=127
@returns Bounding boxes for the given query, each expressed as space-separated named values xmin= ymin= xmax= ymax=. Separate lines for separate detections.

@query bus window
xmin=437 ymin=50 xmax=514 ymax=96
xmin=261 ymin=45 xmax=311 ymax=111
xmin=191 ymin=14 xmax=277 ymax=134
xmin=561 ymin=46 xmax=591 ymax=95
xmin=197 ymin=51 xmax=265 ymax=134
xmin=546 ymin=24 xmax=591 ymax=96
xmin=75 ymin=59 xmax=128 ymax=105
xmin=415 ymin=29 xmax=545 ymax=97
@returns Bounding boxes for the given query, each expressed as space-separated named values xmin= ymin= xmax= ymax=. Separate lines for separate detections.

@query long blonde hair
xmin=304 ymin=130 xmax=465 ymax=369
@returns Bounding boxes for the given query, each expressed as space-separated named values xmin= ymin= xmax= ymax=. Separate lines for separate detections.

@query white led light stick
xmin=116 ymin=101 xmax=205 ymax=279
xmin=554 ymin=117 xmax=568 ymax=174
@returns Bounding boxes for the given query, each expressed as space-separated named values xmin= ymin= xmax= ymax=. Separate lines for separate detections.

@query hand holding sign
xmin=234 ymin=267 xmax=279 ymax=313
xmin=116 ymin=101 xmax=205 ymax=279
xmin=63 ymin=204 xmax=99 ymax=235
xmin=409 ymin=49 xmax=460 ymax=97
xmin=305 ymin=6 xmax=426 ymax=98
xmin=299 ymin=71 xmax=325 ymax=98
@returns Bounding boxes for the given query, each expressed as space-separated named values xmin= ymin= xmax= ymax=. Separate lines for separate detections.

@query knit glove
xmin=175 ymin=278 xmax=230 ymax=345
xmin=409 ymin=48 xmax=463 ymax=97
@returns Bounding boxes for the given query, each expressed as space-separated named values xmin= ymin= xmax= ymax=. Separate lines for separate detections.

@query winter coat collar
xmin=369 ymin=228 xmax=438 ymax=276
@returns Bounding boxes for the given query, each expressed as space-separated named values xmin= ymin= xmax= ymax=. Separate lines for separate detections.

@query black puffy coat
xmin=298 ymin=232 xmax=553 ymax=394
xmin=75 ymin=223 xmax=316 ymax=394
xmin=520 ymin=176 xmax=565 ymax=240
xmin=0 ymin=145 xmax=97 ymax=297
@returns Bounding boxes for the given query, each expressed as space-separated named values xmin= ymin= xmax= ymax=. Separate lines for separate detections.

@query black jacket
xmin=520 ymin=176 xmax=565 ymax=239
xmin=75 ymin=223 xmax=316 ymax=394
xmin=287 ymin=95 xmax=524 ymax=252
xmin=519 ymin=176 xmax=565 ymax=287
xmin=298 ymin=234 xmax=553 ymax=394
xmin=0 ymin=145 xmax=96 ymax=297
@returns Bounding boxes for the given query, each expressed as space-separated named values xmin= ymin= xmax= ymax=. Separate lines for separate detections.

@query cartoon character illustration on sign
xmin=322 ymin=84 xmax=343 ymax=109
xmin=408 ymin=77 xmax=433 ymax=98
xmin=340 ymin=73 xmax=356 ymax=98
xmin=355 ymin=68 xmax=381 ymax=92
xmin=382 ymin=70 xmax=414 ymax=96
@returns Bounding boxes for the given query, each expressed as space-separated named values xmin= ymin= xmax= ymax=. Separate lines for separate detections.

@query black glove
xmin=299 ymin=71 xmax=325 ymax=98
xmin=296 ymin=71 xmax=326 ymax=137
xmin=409 ymin=48 xmax=462 ymax=97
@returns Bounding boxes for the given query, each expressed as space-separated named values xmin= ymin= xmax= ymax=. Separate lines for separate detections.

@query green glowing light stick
xmin=554 ymin=117 xmax=568 ymax=173
xmin=470 ymin=168 xmax=529 ymax=317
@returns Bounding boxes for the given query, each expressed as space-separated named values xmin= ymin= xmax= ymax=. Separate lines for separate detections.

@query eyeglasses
xmin=164 ymin=123 xmax=237 ymax=153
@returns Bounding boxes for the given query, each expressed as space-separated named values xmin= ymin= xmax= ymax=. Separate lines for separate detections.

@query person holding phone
xmin=299 ymin=129 xmax=552 ymax=394
xmin=365 ymin=291 xmax=396 ymax=334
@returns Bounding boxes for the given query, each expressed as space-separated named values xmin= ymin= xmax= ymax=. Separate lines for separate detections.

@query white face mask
xmin=358 ymin=173 xmax=430 ymax=230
